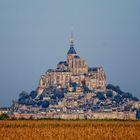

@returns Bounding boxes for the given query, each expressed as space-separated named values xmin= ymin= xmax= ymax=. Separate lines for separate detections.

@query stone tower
xmin=67 ymin=37 xmax=88 ymax=74
xmin=67 ymin=38 xmax=77 ymax=71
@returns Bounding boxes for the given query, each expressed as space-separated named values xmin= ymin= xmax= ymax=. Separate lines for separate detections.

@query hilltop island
xmin=8 ymin=38 xmax=140 ymax=120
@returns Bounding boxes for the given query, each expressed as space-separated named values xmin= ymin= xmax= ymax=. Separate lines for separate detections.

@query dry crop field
xmin=0 ymin=120 xmax=140 ymax=140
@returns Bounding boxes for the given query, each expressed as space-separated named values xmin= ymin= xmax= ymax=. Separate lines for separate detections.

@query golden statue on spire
xmin=70 ymin=32 xmax=74 ymax=46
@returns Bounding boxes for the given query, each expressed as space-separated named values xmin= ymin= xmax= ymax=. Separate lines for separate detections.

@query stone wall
xmin=13 ymin=111 xmax=136 ymax=120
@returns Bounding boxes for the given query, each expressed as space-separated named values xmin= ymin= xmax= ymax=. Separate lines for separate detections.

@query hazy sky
xmin=0 ymin=0 xmax=140 ymax=106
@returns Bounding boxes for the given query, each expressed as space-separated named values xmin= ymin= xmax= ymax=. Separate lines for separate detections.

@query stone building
xmin=37 ymin=38 xmax=106 ymax=95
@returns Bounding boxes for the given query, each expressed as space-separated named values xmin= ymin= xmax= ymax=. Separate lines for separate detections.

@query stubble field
xmin=0 ymin=120 xmax=140 ymax=140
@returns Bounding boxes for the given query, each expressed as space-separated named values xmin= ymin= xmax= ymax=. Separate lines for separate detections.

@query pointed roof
xmin=67 ymin=46 xmax=77 ymax=54
xmin=67 ymin=36 xmax=77 ymax=54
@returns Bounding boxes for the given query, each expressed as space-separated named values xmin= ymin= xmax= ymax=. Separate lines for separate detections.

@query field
xmin=0 ymin=120 xmax=140 ymax=140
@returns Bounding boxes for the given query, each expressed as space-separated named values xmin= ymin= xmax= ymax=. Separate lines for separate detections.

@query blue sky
xmin=0 ymin=0 xmax=140 ymax=106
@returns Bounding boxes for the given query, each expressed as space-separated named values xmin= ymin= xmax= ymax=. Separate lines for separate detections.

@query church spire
xmin=67 ymin=33 xmax=77 ymax=54
xmin=70 ymin=32 xmax=74 ymax=47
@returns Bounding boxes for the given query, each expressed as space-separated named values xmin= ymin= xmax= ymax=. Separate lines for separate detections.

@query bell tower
xmin=67 ymin=36 xmax=77 ymax=71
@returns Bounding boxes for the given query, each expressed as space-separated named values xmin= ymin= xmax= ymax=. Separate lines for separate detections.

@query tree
xmin=83 ymin=85 xmax=91 ymax=93
xmin=37 ymin=101 xmax=42 ymax=106
xmin=106 ymin=90 xmax=113 ymax=98
xmin=18 ymin=97 xmax=35 ymax=105
xmin=114 ymin=95 xmax=122 ymax=103
xmin=63 ymin=88 xmax=68 ymax=94
xmin=106 ymin=84 xmax=116 ymax=90
xmin=122 ymin=92 xmax=133 ymax=99
xmin=96 ymin=92 xmax=105 ymax=100
xmin=26 ymin=98 xmax=35 ymax=105
xmin=38 ymin=94 xmax=43 ymax=100
xmin=30 ymin=90 xmax=37 ymax=99
xmin=19 ymin=91 xmax=29 ymax=100
xmin=18 ymin=91 xmax=37 ymax=105
xmin=18 ymin=91 xmax=30 ymax=104
xmin=106 ymin=84 xmax=123 ymax=95
xmin=132 ymin=97 xmax=139 ymax=101
xmin=71 ymin=82 xmax=77 ymax=92
xmin=52 ymin=88 xmax=64 ymax=99
xmin=0 ymin=113 xmax=9 ymax=120
xmin=42 ymin=100 xmax=49 ymax=108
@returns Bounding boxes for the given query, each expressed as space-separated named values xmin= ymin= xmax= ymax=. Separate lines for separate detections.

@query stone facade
xmin=37 ymin=39 xmax=106 ymax=95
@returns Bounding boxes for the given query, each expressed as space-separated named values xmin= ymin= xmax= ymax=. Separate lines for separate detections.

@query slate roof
xmin=58 ymin=61 xmax=68 ymax=66
xmin=88 ymin=67 xmax=98 ymax=72
xmin=67 ymin=46 xmax=77 ymax=54
xmin=74 ymin=55 xmax=80 ymax=59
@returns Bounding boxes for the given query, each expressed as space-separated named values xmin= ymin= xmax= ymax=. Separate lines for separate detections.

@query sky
xmin=0 ymin=0 xmax=140 ymax=106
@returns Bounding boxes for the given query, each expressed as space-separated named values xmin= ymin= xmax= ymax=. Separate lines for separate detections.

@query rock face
xmin=37 ymin=39 xmax=106 ymax=95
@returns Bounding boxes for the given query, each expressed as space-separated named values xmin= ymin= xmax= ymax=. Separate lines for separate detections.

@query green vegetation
xmin=0 ymin=113 xmax=9 ymax=120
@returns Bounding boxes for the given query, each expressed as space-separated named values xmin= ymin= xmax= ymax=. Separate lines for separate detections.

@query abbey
xmin=37 ymin=38 xmax=106 ymax=95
